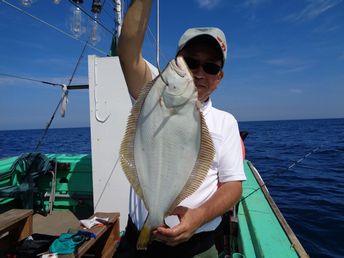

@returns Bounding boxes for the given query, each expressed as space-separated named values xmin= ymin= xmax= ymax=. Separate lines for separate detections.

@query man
xmin=116 ymin=1 xmax=246 ymax=257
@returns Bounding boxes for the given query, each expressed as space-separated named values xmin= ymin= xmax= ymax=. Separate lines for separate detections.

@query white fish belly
xmin=134 ymin=85 xmax=200 ymax=228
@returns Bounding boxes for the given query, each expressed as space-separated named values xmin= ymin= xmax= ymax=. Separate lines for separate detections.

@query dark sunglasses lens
xmin=184 ymin=57 xmax=221 ymax=75
xmin=203 ymin=63 xmax=221 ymax=75
xmin=184 ymin=57 xmax=199 ymax=69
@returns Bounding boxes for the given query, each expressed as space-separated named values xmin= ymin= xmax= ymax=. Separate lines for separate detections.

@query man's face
xmin=179 ymin=40 xmax=224 ymax=102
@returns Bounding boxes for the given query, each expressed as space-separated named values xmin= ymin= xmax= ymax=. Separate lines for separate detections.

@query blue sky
xmin=0 ymin=0 xmax=343 ymax=130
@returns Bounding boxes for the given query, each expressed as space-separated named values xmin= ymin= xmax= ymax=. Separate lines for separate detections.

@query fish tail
xmin=136 ymin=222 xmax=152 ymax=250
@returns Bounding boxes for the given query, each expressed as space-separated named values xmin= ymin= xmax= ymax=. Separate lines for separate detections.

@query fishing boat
xmin=0 ymin=153 xmax=309 ymax=257
xmin=0 ymin=1 xmax=309 ymax=257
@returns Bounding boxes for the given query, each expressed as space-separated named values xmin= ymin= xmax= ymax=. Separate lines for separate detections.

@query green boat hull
xmin=0 ymin=154 xmax=93 ymax=218
xmin=236 ymin=161 xmax=308 ymax=257
xmin=0 ymin=154 xmax=308 ymax=257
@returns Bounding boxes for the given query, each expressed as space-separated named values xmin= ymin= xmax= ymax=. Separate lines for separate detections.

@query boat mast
xmin=110 ymin=0 xmax=122 ymax=56
xmin=156 ymin=0 xmax=161 ymax=71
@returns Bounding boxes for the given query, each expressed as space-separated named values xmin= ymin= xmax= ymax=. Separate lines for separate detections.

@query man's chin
xmin=198 ymin=94 xmax=209 ymax=103
xmin=197 ymin=88 xmax=206 ymax=95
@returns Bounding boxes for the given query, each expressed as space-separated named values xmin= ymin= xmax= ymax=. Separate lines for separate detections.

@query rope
xmin=241 ymin=146 xmax=321 ymax=201
xmin=0 ymin=0 xmax=113 ymax=151
xmin=68 ymin=0 xmax=114 ymax=35
xmin=93 ymin=155 xmax=120 ymax=210
xmin=0 ymin=72 xmax=64 ymax=87
xmin=146 ymin=25 xmax=168 ymax=63
xmin=0 ymin=0 xmax=107 ymax=55
xmin=34 ymin=41 xmax=89 ymax=152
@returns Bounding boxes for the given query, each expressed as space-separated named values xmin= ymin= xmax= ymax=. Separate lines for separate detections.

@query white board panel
xmin=88 ymin=55 xmax=131 ymax=230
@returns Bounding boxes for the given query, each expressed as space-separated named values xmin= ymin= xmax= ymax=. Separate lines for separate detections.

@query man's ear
xmin=218 ymin=70 xmax=224 ymax=81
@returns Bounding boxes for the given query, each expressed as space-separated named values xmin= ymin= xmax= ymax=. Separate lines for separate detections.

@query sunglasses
xmin=183 ymin=57 xmax=222 ymax=75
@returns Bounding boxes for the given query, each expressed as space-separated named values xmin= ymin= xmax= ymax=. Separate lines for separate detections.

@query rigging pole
xmin=156 ymin=0 xmax=161 ymax=71
xmin=110 ymin=0 xmax=122 ymax=56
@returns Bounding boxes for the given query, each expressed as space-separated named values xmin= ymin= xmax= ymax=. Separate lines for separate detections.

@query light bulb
xmin=21 ymin=0 xmax=32 ymax=6
xmin=90 ymin=21 xmax=101 ymax=46
xmin=53 ymin=0 xmax=61 ymax=4
xmin=90 ymin=14 xmax=101 ymax=46
xmin=90 ymin=21 xmax=98 ymax=46
xmin=71 ymin=6 xmax=82 ymax=38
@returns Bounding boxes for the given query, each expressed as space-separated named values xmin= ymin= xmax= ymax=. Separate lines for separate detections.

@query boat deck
xmin=0 ymin=154 xmax=309 ymax=257
xmin=237 ymin=160 xmax=309 ymax=257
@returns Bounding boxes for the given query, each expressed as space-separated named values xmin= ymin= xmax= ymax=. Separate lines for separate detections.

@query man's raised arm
xmin=118 ymin=0 xmax=153 ymax=99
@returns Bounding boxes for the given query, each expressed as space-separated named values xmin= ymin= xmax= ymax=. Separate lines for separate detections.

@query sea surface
xmin=0 ymin=118 xmax=343 ymax=258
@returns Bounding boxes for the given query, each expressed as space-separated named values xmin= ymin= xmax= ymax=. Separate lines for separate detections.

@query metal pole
xmin=156 ymin=0 xmax=160 ymax=71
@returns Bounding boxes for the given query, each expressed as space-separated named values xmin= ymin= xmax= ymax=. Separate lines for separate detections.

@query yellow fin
xmin=119 ymin=80 xmax=155 ymax=200
xmin=136 ymin=223 xmax=152 ymax=250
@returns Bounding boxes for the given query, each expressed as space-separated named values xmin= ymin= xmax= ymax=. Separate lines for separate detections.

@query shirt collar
xmin=201 ymin=98 xmax=212 ymax=116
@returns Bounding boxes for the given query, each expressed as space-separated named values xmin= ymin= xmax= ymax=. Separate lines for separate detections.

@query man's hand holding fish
xmin=154 ymin=180 xmax=243 ymax=247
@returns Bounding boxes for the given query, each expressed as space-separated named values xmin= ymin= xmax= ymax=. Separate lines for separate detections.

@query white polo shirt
xmin=129 ymin=98 xmax=246 ymax=233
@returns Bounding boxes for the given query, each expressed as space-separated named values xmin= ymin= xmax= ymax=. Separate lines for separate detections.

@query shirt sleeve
xmin=218 ymin=117 xmax=246 ymax=182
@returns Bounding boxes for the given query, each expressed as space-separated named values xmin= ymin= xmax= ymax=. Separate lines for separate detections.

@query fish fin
xmin=168 ymin=112 xmax=215 ymax=213
xmin=119 ymin=80 xmax=155 ymax=200
xmin=136 ymin=221 xmax=152 ymax=250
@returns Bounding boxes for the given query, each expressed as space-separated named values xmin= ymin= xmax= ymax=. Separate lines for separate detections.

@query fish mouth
xmin=172 ymin=56 xmax=189 ymax=78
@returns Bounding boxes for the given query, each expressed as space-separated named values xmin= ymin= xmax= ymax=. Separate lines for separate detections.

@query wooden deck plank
xmin=0 ymin=209 xmax=33 ymax=250
xmin=75 ymin=212 xmax=120 ymax=258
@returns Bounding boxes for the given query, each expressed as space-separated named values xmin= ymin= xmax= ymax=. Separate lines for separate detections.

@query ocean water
xmin=0 ymin=118 xmax=343 ymax=258
xmin=239 ymin=118 xmax=344 ymax=258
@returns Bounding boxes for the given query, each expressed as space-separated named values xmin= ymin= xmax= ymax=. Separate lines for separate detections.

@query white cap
xmin=177 ymin=27 xmax=227 ymax=65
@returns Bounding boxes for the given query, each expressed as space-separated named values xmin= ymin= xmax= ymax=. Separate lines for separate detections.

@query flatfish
xmin=120 ymin=56 xmax=215 ymax=249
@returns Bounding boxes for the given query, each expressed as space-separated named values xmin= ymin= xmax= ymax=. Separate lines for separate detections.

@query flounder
xmin=120 ymin=56 xmax=215 ymax=249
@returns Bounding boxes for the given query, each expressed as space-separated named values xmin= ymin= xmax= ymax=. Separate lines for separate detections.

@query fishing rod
xmin=155 ymin=0 xmax=169 ymax=86
xmin=241 ymin=146 xmax=321 ymax=201
xmin=219 ymin=145 xmax=321 ymax=256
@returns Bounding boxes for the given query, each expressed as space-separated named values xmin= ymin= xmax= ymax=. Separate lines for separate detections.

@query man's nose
xmin=191 ymin=66 xmax=206 ymax=78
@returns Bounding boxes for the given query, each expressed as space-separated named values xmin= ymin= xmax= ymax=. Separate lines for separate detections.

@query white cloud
xmin=243 ymin=0 xmax=269 ymax=8
xmin=195 ymin=0 xmax=222 ymax=10
xmin=313 ymin=23 xmax=341 ymax=33
xmin=264 ymin=57 xmax=314 ymax=73
xmin=284 ymin=0 xmax=342 ymax=23
xmin=231 ymin=45 xmax=262 ymax=60
xmin=265 ymin=57 xmax=304 ymax=66
xmin=239 ymin=0 xmax=270 ymax=21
